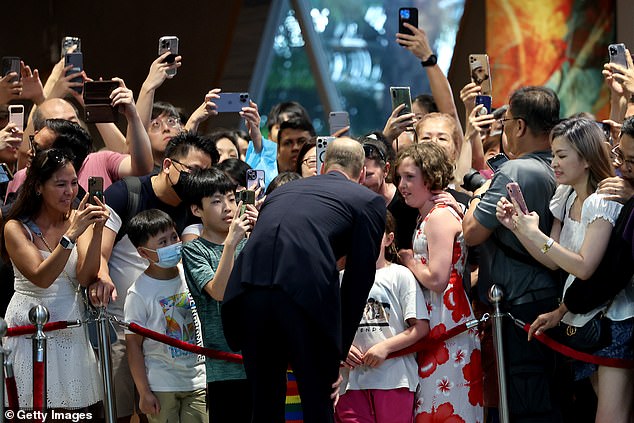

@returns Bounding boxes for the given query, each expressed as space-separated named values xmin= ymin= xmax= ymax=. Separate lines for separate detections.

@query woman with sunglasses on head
xmin=1 ymin=148 xmax=110 ymax=412
xmin=496 ymin=117 xmax=633 ymax=423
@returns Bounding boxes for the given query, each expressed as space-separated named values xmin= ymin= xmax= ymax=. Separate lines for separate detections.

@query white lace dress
xmin=4 ymin=245 xmax=102 ymax=409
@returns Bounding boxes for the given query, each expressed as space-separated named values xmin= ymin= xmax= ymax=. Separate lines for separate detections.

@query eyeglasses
xmin=363 ymin=143 xmax=387 ymax=163
xmin=40 ymin=149 xmax=67 ymax=168
xmin=302 ymin=156 xmax=317 ymax=167
xmin=497 ymin=116 xmax=521 ymax=125
xmin=611 ymin=145 xmax=634 ymax=169
xmin=149 ymin=116 xmax=181 ymax=133
xmin=171 ymin=158 xmax=202 ymax=173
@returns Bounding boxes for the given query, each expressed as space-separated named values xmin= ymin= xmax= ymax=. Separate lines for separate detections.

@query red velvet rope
xmin=515 ymin=320 xmax=634 ymax=369
xmin=127 ymin=322 xmax=244 ymax=364
xmin=6 ymin=376 xmax=19 ymax=411
xmin=387 ymin=320 xmax=472 ymax=360
xmin=32 ymin=361 xmax=45 ymax=411
xmin=5 ymin=321 xmax=74 ymax=337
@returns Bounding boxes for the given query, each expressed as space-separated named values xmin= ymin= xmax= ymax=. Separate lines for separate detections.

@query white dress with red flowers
xmin=412 ymin=204 xmax=483 ymax=423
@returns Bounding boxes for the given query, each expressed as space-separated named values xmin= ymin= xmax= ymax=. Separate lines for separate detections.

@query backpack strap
xmin=114 ymin=176 xmax=142 ymax=244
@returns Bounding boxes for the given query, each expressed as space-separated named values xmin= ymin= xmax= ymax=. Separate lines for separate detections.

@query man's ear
xmin=358 ymin=165 xmax=367 ymax=184
xmin=162 ymin=157 xmax=173 ymax=174
xmin=516 ymin=118 xmax=527 ymax=138
xmin=137 ymin=246 xmax=150 ymax=261
xmin=384 ymin=162 xmax=391 ymax=177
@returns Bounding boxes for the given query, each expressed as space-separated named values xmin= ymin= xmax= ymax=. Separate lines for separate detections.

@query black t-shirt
xmin=388 ymin=190 xmax=419 ymax=250
xmin=104 ymin=175 xmax=198 ymax=241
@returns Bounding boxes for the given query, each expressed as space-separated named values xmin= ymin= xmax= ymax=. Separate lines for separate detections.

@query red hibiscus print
xmin=453 ymin=348 xmax=466 ymax=367
xmin=418 ymin=324 xmax=449 ymax=378
xmin=462 ymin=349 xmax=484 ymax=406
xmin=416 ymin=402 xmax=466 ymax=423
xmin=436 ymin=376 xmax=454 ymax=396
xmin=443 ymin=276 xmax=471 ymax=323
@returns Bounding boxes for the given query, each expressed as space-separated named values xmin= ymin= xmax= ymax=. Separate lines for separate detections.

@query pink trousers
xmin=335 ymin=388 xmax=415 ymax=423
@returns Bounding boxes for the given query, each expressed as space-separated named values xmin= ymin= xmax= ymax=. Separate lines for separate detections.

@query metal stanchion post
xmin=488 ymin=285 xmax=510 ymax=423
xmin=0 ymin=317 xmax=6 ymax=423
xmin=29 ymin=305 xmax=48 ymax=414
xmin=96 ymin=307 xmax=117 ymax=422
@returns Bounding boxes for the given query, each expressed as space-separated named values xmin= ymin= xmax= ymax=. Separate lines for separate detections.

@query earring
xmin=36 ymin=191 xmax=41 ymax=197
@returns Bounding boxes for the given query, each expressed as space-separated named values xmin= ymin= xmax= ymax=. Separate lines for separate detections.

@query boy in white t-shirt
xmin=124 ymin=209 xmax=207 ymax=423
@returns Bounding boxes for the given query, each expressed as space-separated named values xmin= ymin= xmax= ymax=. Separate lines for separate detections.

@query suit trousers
xmin=234 ymin=286 xmax=341 ymax=423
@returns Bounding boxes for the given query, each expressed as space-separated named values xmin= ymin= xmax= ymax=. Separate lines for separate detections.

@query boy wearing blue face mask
xmin=181 ymin=168 xmax=256 ymax=423
xmin=124 ymin=209 xmax=207 ymax=423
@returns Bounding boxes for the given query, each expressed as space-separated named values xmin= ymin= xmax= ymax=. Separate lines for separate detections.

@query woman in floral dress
xmin=396 ymin=142 xmax=483 ymax=423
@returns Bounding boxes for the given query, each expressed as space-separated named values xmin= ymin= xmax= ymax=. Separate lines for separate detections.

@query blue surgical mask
xmin=144 ymin=242 xmax=182 ymax=268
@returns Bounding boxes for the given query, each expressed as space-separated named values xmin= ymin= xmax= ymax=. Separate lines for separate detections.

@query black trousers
xmin=234 ymin=287 xmax=340 ymax=423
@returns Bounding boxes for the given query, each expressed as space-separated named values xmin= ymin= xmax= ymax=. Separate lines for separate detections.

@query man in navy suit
xmin=222 ymin=138 xmax=386 ymax=423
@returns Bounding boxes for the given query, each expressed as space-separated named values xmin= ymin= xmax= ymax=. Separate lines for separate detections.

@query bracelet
xmin=468 ymin=194 xmax=482 ymax=207
xmin=420 ymin=54 xmax=437 ymax=67
xmin=540 ymin=237 xmax=554 ymax=254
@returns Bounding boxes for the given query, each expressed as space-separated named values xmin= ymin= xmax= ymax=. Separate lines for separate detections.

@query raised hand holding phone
xmin=505 ymin=182 xmax=528 ymax=214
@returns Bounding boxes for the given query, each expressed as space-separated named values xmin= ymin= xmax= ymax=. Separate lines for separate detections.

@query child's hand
xmin=139 ymin=391 xmax=160 ymax=415
xmin=362 ymin=344 xmax=389 ymax=368
xmin=344 ymin=345 xmax=363 ymax=369
xmin=226 ymin=201 xmax=252 ymax=247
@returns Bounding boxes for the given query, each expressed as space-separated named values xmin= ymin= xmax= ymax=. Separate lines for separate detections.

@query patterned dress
xmin=412 ymin=204 xmax=483 ymax=423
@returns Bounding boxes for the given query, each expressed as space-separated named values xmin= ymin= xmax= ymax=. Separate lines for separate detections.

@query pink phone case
xmin=506 ymin=182 xmax=528 ymax=214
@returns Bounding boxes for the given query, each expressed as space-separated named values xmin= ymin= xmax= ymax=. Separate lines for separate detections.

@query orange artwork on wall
xmin=487 ymin=0 xmax=615 ymax=118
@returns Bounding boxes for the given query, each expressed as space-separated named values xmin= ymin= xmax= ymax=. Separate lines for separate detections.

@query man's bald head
xmin=323 ymin=137 xmax=365 ymax=180
xmin=33 ymin=98 xmax=79 ymax=130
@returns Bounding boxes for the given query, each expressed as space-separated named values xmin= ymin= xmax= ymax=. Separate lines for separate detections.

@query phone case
xmin=65 ymin=52 xmax=83 ymax=93
xmin=0 ymin=163 xmax=13 ymax=183
xmin=475 ymin=95 xmax=492 ymax=115
xmin=1 ymin=57 xmax=20 ymax=82
xmin=469 ymin=54 xmax=492 ymax=96
xmin=398 ymin=8 xmax=418 ymax=35
xmin=246 ymin=169 xmax=266 ymax=200
xmin=316 ymin=136 xmax=334 ymax=175
xmin=83 ymin=81 xmax=119 ymax=123
xmin=215 ymin=92 xmax=250 ymax=113
xmin=486 ymin=153 xmax=508 ymax=172
xmin=159 ymin=36 xmax=179 ymax=76
xmin=390 ymin=87 xmax=412 ymax=116
xmin=609 ymin=43 xmax=628 ymax=69
xmin=329 ymin=111 xmax=350 ymax=135
xmin=8 ymin=105 xmax=24 ymax=132
xmin=506 ymin=182 xmax=528 ymax=214
xmin=88 ymin=176 xmax=104 ymax=205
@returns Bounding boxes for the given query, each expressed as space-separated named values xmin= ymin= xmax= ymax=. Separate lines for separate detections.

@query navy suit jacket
xmin=222 ymin=171 xmax=386 ymax=357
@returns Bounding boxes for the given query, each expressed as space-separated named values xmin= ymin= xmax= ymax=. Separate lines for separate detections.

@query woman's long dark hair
xmin=1 ymin=148 xmax=75 ymax=261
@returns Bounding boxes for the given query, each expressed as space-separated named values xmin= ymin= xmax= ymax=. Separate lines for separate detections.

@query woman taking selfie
xmin=496 ymin=118 xmax=633 ymax=423
xmin=1 ymin=148 xmax=110 ymax=411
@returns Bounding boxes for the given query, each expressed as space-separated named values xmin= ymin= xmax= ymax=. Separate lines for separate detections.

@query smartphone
xmin=328 ymin=111 xmax=350 ymax=136
xmin=469 ymin=54 xmax=492 ymax=96
xmin=8 ymin=105 xmax=24 ymax=132
xmin=237 ymin=190 xmax=256 ymax=216
xmin=246 ymin=169 xmax=266 ymax=201
xmin=215 ymin=92 xmax=250 ymax=113
xmin=64 ymin=52 xmax=84 ymax=94
xmin=1 ymin=57 xmax=21 ymax=83
xmin=486 ymin=153 xmax=508 ymax=172
xmin=475 ymin=95 xmax=492 ymax=116
xmin=88 ymin=176 xmax=104 ymax=205
xmin=83 ymin=81 xmax=119 ymax=123
xmin=398 ymin=7 xmax=418 ymax=36
xmin=158 ymin=36 xmax=179 ymax=77
xmin=390 ymin=86 xmax=412 ymax=117
xmin=0 ymin=163 xmax=13 ymax=183
xmin=608 ymin=43 xmax=628 ymax=69
xmin=506 ymin=182 xmax=529 ymax=215
xmin=61 ymin=36 xmax=81 ymax=57
xmin=316 ymin=136 xmax=334 ymax=175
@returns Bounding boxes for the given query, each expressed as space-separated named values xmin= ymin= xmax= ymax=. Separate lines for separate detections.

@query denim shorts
xmin=574 ymin=317 xmax=634 ymax=380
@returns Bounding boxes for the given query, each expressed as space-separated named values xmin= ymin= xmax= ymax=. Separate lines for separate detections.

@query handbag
xmin=550 ymin=311 xmax=611 ymax=353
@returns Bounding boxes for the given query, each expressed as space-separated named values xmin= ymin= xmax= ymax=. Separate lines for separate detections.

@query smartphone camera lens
xmin=610 ymin=47 xmax=616 ymax=54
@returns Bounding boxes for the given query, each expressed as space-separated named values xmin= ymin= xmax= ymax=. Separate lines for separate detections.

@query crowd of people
xmin=0 ymin=15 xmax=633 ymax=423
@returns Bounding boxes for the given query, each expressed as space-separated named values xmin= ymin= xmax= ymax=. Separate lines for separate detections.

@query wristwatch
xmin=421 ymin=54 xmax=437 ymax=67
xmin=540 ymin=237 xmax=554 ymax=254
xmin=60 ymin=235 xmax=76 ymax=250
